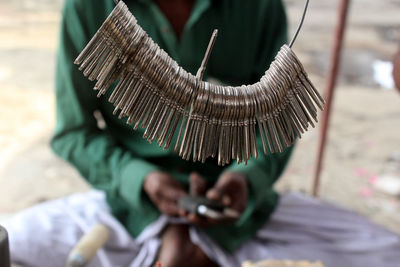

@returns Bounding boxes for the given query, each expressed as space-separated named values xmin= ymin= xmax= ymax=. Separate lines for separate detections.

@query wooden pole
xmin=312 ymin=0 xmax=351 ymax=197
xmin=0 ymin=225 xmax=10 ymax=267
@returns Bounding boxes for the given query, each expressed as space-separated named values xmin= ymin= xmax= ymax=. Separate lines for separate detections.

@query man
xmin=50 ymin=0 xmax=291 ymax=266
xmin=4 ymin=0 xmax=400 ymax=266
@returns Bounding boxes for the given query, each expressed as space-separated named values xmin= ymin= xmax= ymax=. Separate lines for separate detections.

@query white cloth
xmin=1 ymin=190 xmax=400 ymax=267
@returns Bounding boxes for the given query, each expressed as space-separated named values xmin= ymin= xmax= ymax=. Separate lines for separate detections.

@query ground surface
xmin=0 ymin=0 xmax=399 ymax=235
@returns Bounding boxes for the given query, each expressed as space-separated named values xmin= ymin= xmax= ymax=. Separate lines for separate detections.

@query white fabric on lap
xmin=1 ymin=191 xmax=400 ymax=267
xmin=200 ymin=193 xmax=400 ymax=267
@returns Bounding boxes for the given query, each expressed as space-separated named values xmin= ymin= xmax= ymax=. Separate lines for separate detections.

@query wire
xmin=196 ymin=29 xmax=218 ymax=80
xmin=289 ymin=0 xmax=310 ymax=48
xmin=112 ymin=0 xmax=308 ymax=47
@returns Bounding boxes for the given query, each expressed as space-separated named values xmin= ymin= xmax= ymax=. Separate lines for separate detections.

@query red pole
xmin=312 ymin=0 xmax=351 ymax=197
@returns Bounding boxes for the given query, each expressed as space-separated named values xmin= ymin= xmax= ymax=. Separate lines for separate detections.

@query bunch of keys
xmin=75 ymin=1 xmax=324 ymax=166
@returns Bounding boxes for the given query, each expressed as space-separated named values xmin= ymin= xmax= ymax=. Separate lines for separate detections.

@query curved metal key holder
xmin=75 ymin=0 xmax=323 ymax=166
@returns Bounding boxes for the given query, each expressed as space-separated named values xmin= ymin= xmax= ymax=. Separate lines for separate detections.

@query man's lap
xmin=2 ymin=191 xmax=400 ymax=267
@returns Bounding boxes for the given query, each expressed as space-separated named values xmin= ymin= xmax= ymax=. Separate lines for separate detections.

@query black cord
xmin=289 ymin=0 xmax=310 ymax=48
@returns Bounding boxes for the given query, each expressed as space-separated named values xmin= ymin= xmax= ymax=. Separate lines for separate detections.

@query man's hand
xmin=143 ymin=171 xmax=187 ymax=216
xmin=207 ymin=172 xmax=248 ymax=213
xmin=187 ymin=172 xmax=248 ymax=226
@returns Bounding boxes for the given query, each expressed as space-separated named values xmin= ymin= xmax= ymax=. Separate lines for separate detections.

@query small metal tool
xmin=179 ymin=196 xmax=240 ymax=220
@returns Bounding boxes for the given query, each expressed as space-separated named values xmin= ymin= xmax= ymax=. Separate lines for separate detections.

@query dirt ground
xmin=0 ymin=0 xmax=399 ymax=236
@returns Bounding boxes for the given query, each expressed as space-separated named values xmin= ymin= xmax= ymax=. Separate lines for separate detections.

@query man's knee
xmin=158 ymin=224 xmax=218 ymax=267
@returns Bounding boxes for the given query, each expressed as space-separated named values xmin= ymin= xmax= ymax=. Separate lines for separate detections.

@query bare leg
xmin=157 ymin=224 xmax=218 ymax=267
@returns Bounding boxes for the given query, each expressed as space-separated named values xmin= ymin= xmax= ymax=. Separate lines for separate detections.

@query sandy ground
xmin=0 ymin=0 xmax=399 ymax=237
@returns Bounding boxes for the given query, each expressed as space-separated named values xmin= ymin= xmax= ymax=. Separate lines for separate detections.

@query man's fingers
xmin=162 ymin=186 xmax=186 ymax=201
xmin=156 ymin=185 xmax=186 ymax=216
xmin=219 ymin=194 xmax=231 ymax=206
xmin=206 ymin=187 xmax=231 ymax=204
xmin=159 ymin=201 xmax=182 ymax=216
xmin=187 ymin=213 xmax=216 ymax=227
xmin=188 ymin=212 xmax=235 ymax=227
xmin=189 ymin=172 xmax=207 ymax=196
xmin=179 ymin=209 xmax=188 ymax=217
xmin=206 ymin=187 xmax=221 ymax=200
xmin=144 ymin=171 xmax=189 ymax=217
xmin=188 ymin=213 xmax=202 ymax=225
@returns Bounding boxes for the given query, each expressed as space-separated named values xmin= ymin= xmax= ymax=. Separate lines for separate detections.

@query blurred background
xmin=0 ymin=0 xmax=399 ymax=235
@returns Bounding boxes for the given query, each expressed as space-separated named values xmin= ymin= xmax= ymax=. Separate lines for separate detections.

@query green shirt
xmin=52 ymin=0 xmax=292 ymax=252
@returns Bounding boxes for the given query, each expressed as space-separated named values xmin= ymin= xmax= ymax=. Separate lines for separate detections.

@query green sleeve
xmin=50 ymin=0 xmax=158 ymax=210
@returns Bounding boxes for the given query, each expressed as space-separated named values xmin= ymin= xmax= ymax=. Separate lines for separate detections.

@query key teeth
xmin=75 ymin=2 xmax=323 ymax=166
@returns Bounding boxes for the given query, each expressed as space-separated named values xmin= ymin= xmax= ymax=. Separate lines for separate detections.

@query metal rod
xmin=0 ymin=225 xmax=10 ymax=267
xmin=196 ymin=29 xmax=218 ymax=80
xmin=312 ymin=0 xmax=351 ymax=197
xmin=289 ymin=0 xmax=310 ymax=48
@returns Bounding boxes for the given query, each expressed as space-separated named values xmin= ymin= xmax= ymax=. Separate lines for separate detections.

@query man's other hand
xmin=144 ymin=171 xmax=187 ymax=216
xmin=207 ymin=172 xmax=248 ymax=215
xmin=187 ymin=172 xmax=248 ymax=226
